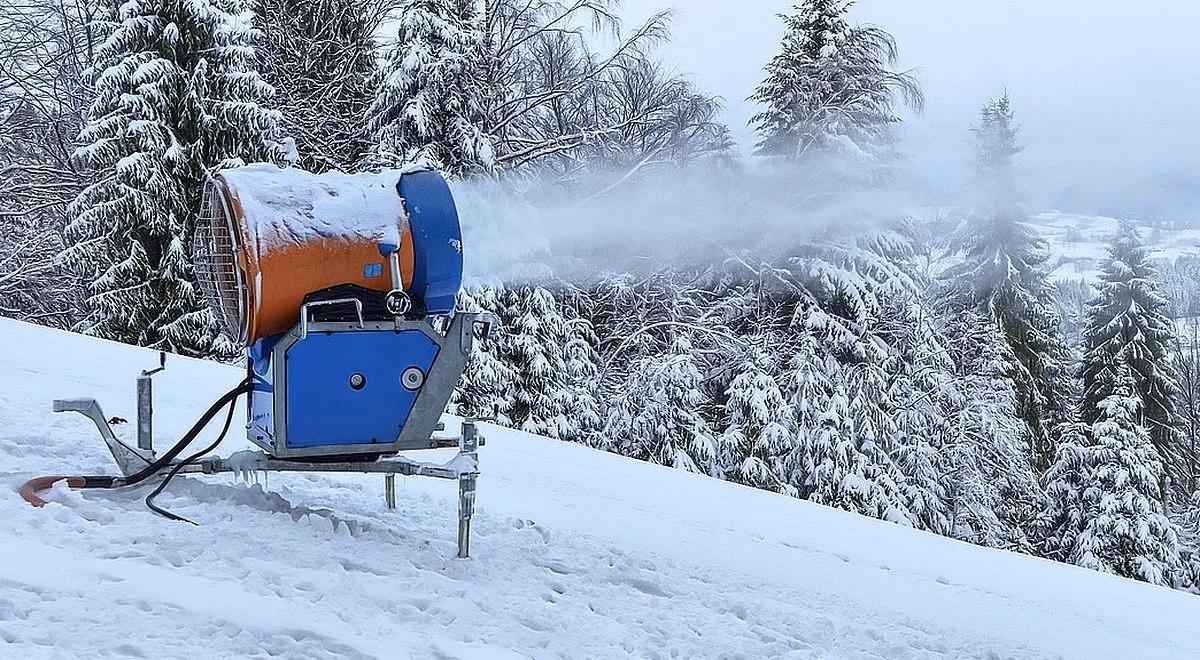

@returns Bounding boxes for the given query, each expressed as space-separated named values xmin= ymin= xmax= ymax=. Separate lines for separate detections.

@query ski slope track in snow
xmin=1 ymin=317 xmax=1198 ymax=659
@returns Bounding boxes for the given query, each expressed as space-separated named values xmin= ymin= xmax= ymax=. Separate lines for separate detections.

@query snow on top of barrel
xmin=218 ymin=163 xmax=431 ymax=254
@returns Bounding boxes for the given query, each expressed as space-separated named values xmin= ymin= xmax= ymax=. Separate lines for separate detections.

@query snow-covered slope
xmin=2 ymin=317 xmax=1199 ymax=659
xmin=1031 ymin=211 xmax=1200 ymax=282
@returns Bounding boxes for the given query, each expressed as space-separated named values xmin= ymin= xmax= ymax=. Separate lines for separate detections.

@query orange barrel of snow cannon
xmin=193 ymin=165 xmax=416 ymax=346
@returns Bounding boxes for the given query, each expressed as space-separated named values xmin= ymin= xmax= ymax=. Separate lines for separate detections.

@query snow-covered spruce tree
xmin=1041 ymin=421 xmax=1091 ymax=561
xmin=715 ymin=354 xmax=794 ymax=491
xmin=1071 ymin=374 xmax=1183 ymax=586
xmin=496 ymin=286 xmax=601 ymax=443
xmin=880 ymin=312 xmax=955 ymax=535
xmin=847 ymin=224 xmax=960 ymax=534
xmin=366 ymin=0 xmax=493 ymax=175
xmin=792 ymin=373 xmax=913 ymax=525
xmin=67 ymin=0 xmax=282 ymax=355
xmin=749 ymin=0 xmax=922 ymax=170
xmin=1079 ymin=221 xmax=1180 ymax=472
xmin=943 ymin=94 xmax=1074 ymax=466
xmin=968 ymin=93 xmax=1020 ymax=204
xmin=726 ymin=231 xmax=925 ymax=525
xmin=1173 ymin=317 xmax=1200 ymax=496
xmin=779 ymin=334 xmax=833 ymax=484
xmin=560 ymin=308 xmax=605 ymax=444
xmin=941 ymin=308 xmax=1046 ymax=552
xmin=255 ymin=0 xmax=382 ymax=171
xmin=603 ymin=336 xmax=715 ymax=471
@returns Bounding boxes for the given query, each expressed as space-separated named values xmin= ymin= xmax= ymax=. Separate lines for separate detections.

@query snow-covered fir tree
xmin=942 ymin=308 xmax=1045 ymax=551
xmin=1041 ymin=421 xmax=1092 ymax=561
xmin=881 ymin=310 xmax=955 ymax=535
xmin=969 ymin=93 xmax=1019 ymax=204
xmin=602 ymin=336 xmax=715 ymax=471
xmin=1079 ymin=221 xmax=1180 ymax=472
xmin=749 ymin=0 xmax=922 ymax=168
xmin=1173 ymin=317 xmax=1200 ymax=497
xmin=715 ymin=354 xmax=794 ymax=490
xmin=494 ymin=286 xmax=601 ymax=443
xmin=367 ymin=0 xmax=493 ymax=175
xmin=791 ymin=373 xmax=913 ymax=525
xmin=66 ymin=0 xmax=282 ymax=355
xmin=943 ymin=94 xmax=1074 ymax=466
xmin=1071 ymin=373 xmax=1183 ymax=586
xmin=779 ymin=334 xmax=832 ymax=486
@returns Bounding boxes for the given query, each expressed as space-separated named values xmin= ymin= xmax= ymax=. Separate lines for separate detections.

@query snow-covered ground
xmin=2 ymin=317 xmax=1200 ymax=659
xmin=1031 ymin=212 xmax=1200 ymax=282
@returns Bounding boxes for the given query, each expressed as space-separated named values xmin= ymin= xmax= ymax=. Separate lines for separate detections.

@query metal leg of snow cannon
xmin=154 ymin=419 xmax=485 ymax=557
xmin=457 ymin=421 xmax=481 ymax=559
xmin=54 ymin=353 xmax=164 ymax=477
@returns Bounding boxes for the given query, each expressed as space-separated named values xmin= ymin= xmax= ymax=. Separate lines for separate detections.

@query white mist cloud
xmin=619 ymin=0 xmax=1200 ymax=212
xmin=453 ymin=164 xmax=913 ymax=285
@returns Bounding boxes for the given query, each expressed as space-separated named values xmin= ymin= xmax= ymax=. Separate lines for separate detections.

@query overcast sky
xmin=619 ymin=1 xmax=1200 ymax=207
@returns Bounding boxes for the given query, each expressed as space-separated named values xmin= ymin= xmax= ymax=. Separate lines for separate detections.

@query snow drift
xmin=1 ymin=317 xmax=1198 ymax=658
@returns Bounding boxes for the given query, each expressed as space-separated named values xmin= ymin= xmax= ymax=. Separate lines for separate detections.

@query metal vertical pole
xmin=136 ymin=374 xmax=153 ymax=452
xmin=388 ymin=251 xmax=405 ymax=324
xmin=385 ymin=474 xmax=396 ymax=509
xmin=387 ymin=251 xmax=403 ymax=294
xmin=137 ymin=352 xmax=166 ymax=455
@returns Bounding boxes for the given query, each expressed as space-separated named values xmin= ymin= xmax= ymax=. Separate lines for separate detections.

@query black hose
xmin=18 ymin=378 xmax=254 ymax=511
xmin=144 ymin=389 xmax=240 ymax=524
xmin=120 ymin=378 xmax=253 ymax=486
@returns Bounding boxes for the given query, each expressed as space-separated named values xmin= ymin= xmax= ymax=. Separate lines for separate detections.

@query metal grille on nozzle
xmin=193 ymin=179 xmax=246 ymax=343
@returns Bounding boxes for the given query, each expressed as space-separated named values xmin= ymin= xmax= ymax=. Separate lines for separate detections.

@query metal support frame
xmin=53 ymin=357 xmax=486 ymax=558
xmin=384 ymin=474 xmax=397 ymax=509
xmin=457 ymin=421 xmax=479 ymax=559
xmin=53 ymin=398 xmax=151 ymax=477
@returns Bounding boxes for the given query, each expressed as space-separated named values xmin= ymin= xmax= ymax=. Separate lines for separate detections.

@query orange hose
xmin=18 ymin=476 xmax=86 ymax=508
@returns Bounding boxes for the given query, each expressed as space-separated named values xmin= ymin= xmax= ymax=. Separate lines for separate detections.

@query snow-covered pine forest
xmin=3 ymin=0 xmax=1199 ymax=595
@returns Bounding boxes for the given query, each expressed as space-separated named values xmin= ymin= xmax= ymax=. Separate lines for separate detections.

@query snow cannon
xmin=27 ymin=164 xmax=495 ymax=558
xmin=193 ymin=164 xmax=494 ymax=460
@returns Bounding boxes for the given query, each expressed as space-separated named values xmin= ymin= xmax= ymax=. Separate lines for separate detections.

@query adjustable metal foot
xmin=456 ymin=421 xmax=480 ymax=558
xmin=458 ymin=474 xmax=476 ymax=559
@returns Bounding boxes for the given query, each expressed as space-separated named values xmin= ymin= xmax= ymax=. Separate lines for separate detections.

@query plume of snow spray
xmin=452 ymin=162 xmax=918 ymax=286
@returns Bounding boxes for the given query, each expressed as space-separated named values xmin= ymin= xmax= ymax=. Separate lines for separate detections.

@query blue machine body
xmin=246 ymin=168 xmax=466 ymax=458
xmin=248 ymin=330 xmax=440 ymax=450
xmin=286 ymin=330 xmax=439 ymax=448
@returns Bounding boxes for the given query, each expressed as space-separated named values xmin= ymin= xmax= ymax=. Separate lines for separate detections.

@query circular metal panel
xmin=401 ymin=366 xmax=425 ymax=390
